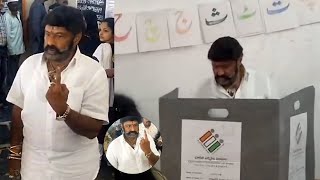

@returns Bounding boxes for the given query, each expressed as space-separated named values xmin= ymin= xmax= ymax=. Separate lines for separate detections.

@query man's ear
xmin=73 ymin=33 xmax=82 ymax=45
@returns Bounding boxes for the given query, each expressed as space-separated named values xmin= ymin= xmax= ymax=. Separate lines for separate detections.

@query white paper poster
xmin=230 ymin=0 xmax=265 ymax=36
xmin=198 ymin=1 xmax=236 ymax=44
xmin=181 ymin=119 xmax=242 ymax=180
xmin=295 ymin=0 xmax=320 ymax=25
xmin=259 ymin=0 xmax=299 ymax=33
xmin=167 ymin=8 xmax=202 ymax=48
xmin=289 ymin=113 xmax=307 ymax=180
xmin=136 ymin=11 xmax=170 ymax=52
xmin=114 ymin=13 xmax=138 ymax=54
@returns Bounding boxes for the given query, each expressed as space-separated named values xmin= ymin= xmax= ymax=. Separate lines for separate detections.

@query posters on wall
xmin=136 ymin=11 xmax=170 ymax=52
xmin=198 ymin=1 xmax=236 ymax=43
xmin=230 ymin=0 xmax=265 ymax=36
xmin=114 ymin=0 xmax=320 ymax=54
xmin=181 ymin=119 xmax=242 ymax=180
xmin=288 ymin=113 xmax=307 ymax=180
xmin=259 ymin=0 xmax=299 ymax=33
xmin=295 ymin=0 xmax=320 ymax=25
xmin=114 ymin=13 xmax=138 ymax=54
xmin=167 ymin=7 xmax=202 ymax=48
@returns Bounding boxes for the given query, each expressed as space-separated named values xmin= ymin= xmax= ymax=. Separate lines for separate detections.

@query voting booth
xmin=159 ymin=86 xmax=315 ymax=180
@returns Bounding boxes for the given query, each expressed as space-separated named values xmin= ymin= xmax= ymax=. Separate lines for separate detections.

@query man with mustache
xmin=106 ymin=116 xmax=160 ymax=174
xmin=182 ymin=36 xmax=276 ymax=99
xmin=6 ymin=6 xmax=109 ymax=180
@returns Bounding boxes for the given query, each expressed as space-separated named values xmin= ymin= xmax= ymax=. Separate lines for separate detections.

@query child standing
xmin=93 ymin=18 xmax=115 ymax=161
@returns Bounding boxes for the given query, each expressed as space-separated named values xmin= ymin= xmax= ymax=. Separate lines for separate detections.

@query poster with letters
xmin=77 ymin=0 xmax=107 ymax=21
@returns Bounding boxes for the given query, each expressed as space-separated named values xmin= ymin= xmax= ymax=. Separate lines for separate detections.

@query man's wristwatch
xmin=56 ymin=105 xmax=71 ymax=121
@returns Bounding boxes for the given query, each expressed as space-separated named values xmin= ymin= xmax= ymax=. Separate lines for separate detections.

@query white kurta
xmin=106 ymin=133 xmax=160 ymax=174
xmin=6 ymin=48 xmax=109 ymax=180
xmin=139 ymin=123 xmax=162 ymax=142
xmin=179 ymin=69 xmax=278 ymax=99
xmin=93 ymin=43 xmax=114 ymax=107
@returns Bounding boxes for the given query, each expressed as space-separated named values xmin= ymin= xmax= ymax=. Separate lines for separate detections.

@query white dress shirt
xmin=6 ymin=48 xmax=109 ymax=180
xmin=106 ymin=133 xmax=160 ymax=174
xmin=4 ymin=11 xmax=25 ymax=55
xmin=180 ymin=69 xmax=277 ymax=99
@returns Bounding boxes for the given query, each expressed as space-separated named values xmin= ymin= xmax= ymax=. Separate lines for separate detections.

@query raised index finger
xmin=54 ymin=66 xmax=62 ymax=85
xmin=144 ymin=130 xmax=148 ymax=140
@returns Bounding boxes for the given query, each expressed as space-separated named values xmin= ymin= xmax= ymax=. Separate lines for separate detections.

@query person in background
xmin=93 ymin=18 xmax=114 ymax=78
xmin=48 ymin=0 xmax=68 ymax=12
xmin=79 ymin=10 xmax=100 ymax=58
xmin=0 ymin=0 xmax=7 ymax=108
xmin=0 ymin=0 xmax=9 ymax=149
xmin=28 ymin=0 xmax=47 ymax=54
xmin=6 ymin=6 xmax=109 ymax=179
xmin=139 ymin=118 xmax=163 ymax=152
xmin=4 ymin=0 xmax=25 ymax=92
xmin=94 ymin=17 xmax=114 ymax=163
xmin=183 ymin=36 xmax=276 ymax=99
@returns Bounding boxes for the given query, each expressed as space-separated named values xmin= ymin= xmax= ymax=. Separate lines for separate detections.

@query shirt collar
xmin=8 ymin=11 xmax=20 ymax=16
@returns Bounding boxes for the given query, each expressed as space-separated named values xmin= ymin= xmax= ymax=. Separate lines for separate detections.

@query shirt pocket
xmin=67 ymin=87 xmax=84 ymax=112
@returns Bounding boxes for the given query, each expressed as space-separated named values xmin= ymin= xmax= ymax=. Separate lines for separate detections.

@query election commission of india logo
xmin=198 ymin=129 xmax=224 ymax=154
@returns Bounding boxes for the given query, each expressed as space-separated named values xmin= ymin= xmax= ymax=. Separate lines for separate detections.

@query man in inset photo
xmin=106 ymin=116 xmax=160 ymax=174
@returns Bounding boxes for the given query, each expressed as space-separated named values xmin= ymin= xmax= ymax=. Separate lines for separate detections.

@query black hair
xmin=101 ymin=18 xmax=114 ymax=55
xmin=82 ymin=10 xmax=98 ymax=33
xmin=97 ymin=94 xmax=142 ymax=145
xmin=48 ymin=3 xmax=61 ymax=11
xmin=109 ymin=94 xmax=142 ymax=123
xmin=208 ymin=36 xmax=243 ymax=62
xmin=119 ymin=116 xmax=143 ymax=124
xmin=101 ymin=18 xmax=114 ymax=34
xmin=43 ymin=6 xmax=86 ymax=36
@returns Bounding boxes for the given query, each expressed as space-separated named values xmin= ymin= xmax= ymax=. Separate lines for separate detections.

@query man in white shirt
xmin=139 ymin=118 xmax=163 ymax=152
xmin=106 ymin=116 xmax=160 ymax=174
xmin=4 ymin=0 xmax=25 ymax=90
xmin=181 ymin=36 xmax=276 ymax=99
xmin=6 ymin=6 xmax=109 ymax=180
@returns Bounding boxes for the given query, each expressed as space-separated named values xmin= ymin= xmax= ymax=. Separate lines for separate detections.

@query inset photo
xmin=104 ymin=116 xmax=162 ymax=174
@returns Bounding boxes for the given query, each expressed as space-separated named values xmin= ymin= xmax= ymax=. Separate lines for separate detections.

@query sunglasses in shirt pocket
xmin=66 ymin=87 xmax=84 ymax=112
